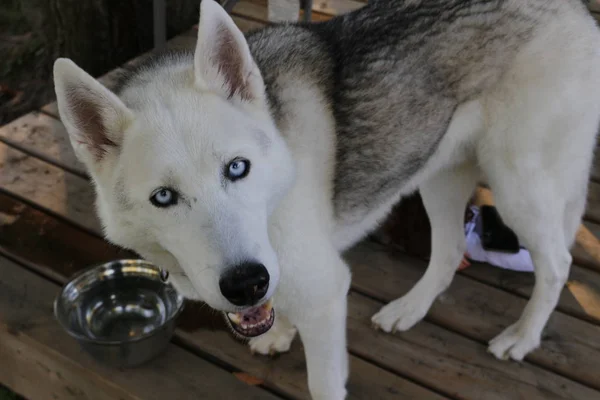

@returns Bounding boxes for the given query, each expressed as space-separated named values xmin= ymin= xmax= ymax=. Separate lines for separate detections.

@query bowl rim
xmin=53 ymin=259 xmax=185 ymax=345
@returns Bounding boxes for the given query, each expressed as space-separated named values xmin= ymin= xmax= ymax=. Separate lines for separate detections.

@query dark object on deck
xmin=480 ymin=205 xmax=521 ymax=254
xmin=376 ymin=191 xmax=522 ymax=260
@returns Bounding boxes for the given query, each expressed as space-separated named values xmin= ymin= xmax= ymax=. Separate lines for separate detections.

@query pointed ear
xmin=194 ymin=0 xmax=265 ymax=102
xmin=53 ymin=58 xmax=133 ymax=168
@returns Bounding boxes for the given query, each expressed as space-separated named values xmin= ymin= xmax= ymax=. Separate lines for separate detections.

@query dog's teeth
xmin=228 ymin=313 xmax=241 ymax=324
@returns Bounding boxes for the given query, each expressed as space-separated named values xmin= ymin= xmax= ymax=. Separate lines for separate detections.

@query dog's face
xmin=53 ymin=0 xmax=295 ymax=317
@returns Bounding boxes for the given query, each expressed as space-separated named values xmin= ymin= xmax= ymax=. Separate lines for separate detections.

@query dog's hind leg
xmin=482 ymin=140 xmax=596 ymax=360
xmin=249 ymin=311 xmax=297 ymax=356
xmin=480 ymin=93 xmax=598 ymax=361
xmin=483 ymin=166 xmax=575 ymax=361
xmin=480 ymin=22 xmax=600 ymax=359
xmin=372 ymin=161 xmax=479 ymax=332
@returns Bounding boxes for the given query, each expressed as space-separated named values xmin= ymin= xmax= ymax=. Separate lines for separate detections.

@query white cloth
xmin=464 ymin=205 xmax=534 ymax=272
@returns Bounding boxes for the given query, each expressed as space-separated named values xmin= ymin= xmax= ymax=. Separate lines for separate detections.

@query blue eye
xmin=150 ymin=188 xmax=178 ymax=207
xmin=226 ymin=158 xmax=250 ymax=181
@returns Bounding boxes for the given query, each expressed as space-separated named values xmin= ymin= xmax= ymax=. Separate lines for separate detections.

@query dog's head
xmin=53 ymin=0 xmax=295 ymax=326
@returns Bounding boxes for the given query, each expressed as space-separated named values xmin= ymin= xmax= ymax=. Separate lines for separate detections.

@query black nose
xmin=219 ymin=262 xmax=269 ymax=306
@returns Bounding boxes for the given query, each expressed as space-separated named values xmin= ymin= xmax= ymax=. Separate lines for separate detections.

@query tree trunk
xmin=19 ymin=0 xmax=199 ymax=79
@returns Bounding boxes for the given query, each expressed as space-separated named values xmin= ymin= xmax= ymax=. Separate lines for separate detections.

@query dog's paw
xmin=371 ymin=296 xmax=429 ymax=333
xmin=249 ymin=324 xmax=297 ymax=356
xmin=488 ymin=322 xmax=541 ymax=361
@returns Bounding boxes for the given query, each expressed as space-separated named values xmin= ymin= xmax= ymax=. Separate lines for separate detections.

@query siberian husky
xmin=53 ymin=0 xmax=600 ymax=398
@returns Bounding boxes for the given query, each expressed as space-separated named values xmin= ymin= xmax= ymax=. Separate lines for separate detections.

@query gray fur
xmin=248 ymin=0 xmax=585 ymax=226
xmin=114 ymin=0 xmax=593 ymax=226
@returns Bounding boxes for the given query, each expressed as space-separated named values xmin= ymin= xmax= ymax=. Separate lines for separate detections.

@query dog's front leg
xmin=271 ymin=196 xmax=351 ymax=398
xmin=295 ymin=289 xmax=349 ymax=400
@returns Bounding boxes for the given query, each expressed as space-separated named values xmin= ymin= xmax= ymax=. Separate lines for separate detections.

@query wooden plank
xmin=345 ymin=292 xmax=600 ymax=400
xmin=460 ymin=260 xmax=600 ymax=326
xmin=0 ymin=112 xmax=87 ymax=178
xmin=177 ymin=326 xmax=446 ymax=400
xmin=0 ymin=194 xmax=134 ymax=279
xmin=572 ymin=221 xmax=600 ymax=273
xmin=3 ymin=193 xmax=598 ymax=400
xmin=346 ymin=241 xmax=600 ymax=390
xmin=0 ymin=194 xmax=446 ymax=400
xmin=0 ymin=256 xmax=281 ymax=400
xmin=0 ymin=141 xmax=100 ymax=233
xmin=181 ymin=293 xmax=600 ymax=400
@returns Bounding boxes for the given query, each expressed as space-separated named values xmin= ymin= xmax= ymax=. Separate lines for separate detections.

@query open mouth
xmin=225 ymin=298 xmax=275 ymax=337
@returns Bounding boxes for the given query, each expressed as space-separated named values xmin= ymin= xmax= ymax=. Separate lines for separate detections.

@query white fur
xmin=53 ymin=1 xmax=600 ymax=398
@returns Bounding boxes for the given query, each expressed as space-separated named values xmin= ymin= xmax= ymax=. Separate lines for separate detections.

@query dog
xmin=53 ymin=0 xmax=600 ymax=398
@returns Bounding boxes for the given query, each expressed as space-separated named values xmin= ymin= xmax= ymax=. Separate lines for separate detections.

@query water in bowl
xmin=76 ymin=277 xmax=169 ymax=341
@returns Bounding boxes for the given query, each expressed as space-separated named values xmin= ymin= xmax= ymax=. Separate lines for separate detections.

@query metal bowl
xmin=54 ymin=259 xmax=184 ymax=368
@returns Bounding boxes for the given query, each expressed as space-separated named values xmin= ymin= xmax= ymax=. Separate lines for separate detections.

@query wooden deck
xmin=1 ymin=1 xmax=600 ymax=399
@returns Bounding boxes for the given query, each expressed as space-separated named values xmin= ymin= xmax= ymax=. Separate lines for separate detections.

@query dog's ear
xmin=53 ymin=58 xmax=132 ymax=168
xmin=194 ymin=0 xmax=265 ymax=103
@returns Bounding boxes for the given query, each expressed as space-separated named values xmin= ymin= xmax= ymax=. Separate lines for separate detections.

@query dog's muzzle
xmin=219 ymin=262 xmax=275 ymax=337
xmin=225 ymin=298 xmax=275 ymax=337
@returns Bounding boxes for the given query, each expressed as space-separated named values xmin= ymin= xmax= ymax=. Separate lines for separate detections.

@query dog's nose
xmin=219 ymin=262 xmax=269 ymax=306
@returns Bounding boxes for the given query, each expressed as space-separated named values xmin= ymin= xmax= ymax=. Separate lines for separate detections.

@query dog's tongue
xmin=227 ymin=298 xmax=274 ymax=326
xmin=226 ymin=299 xmax=275 ymax=337
xmin=237 ymin=305 xmax=269 ymax=325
